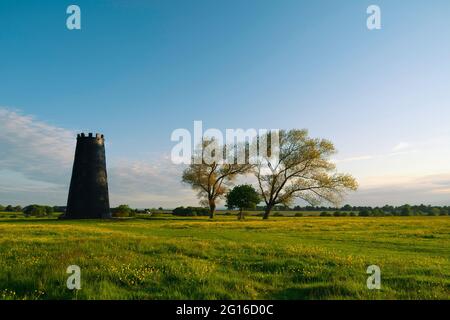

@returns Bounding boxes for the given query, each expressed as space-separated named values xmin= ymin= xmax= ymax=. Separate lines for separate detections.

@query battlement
xmin=77 ymin=133 xmax=105 ymax=140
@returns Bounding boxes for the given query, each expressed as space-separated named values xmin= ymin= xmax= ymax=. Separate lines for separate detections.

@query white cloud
xmin=108 ymin=158 xmax=196 ymax=207
xmin=0 ymin=108 xmax=74 ymax=185
xmin=345 ymin=174 xmax=450 ymax=206
xmin=334 ymin=155 xmax=374 ymax=163
xmin=334 ymin=147 xmax=417 ymax=164
xmin=0 ymin=107 xmax=195 ymax=207
xmin=392 ymin=142 xmax=411 ymax=152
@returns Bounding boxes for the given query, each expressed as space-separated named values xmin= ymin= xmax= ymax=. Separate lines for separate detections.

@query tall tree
xmin=182 ymin=139 xmax=253 ymax=218
xmin=255 ymin=129 xmax=357 ymax=219
xmin=226 ymin=184 xmax=261 ymax=220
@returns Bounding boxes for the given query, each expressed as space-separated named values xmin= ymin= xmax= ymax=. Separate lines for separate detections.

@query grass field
xmin=0 ymin=213 xmax=449 ymax=300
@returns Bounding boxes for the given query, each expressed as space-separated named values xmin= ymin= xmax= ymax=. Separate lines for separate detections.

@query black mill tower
xmin=63 ymin=133 xmax=111 ymax=219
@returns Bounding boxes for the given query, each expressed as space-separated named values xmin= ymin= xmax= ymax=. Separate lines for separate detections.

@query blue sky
xmin=1 ymin=0 xmax=450 ymax=207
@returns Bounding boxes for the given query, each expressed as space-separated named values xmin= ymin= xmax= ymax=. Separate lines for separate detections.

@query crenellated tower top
xmin=76 ymin=133 xmax=105 ymax=140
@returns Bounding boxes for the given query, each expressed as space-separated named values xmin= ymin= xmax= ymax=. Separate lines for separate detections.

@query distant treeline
xmin=2 ymin=203 xmax=449 ymax=217
xmin=351 ymin=204 xmax=449 ymax=216
xmin=0 ymin=205 xmax=23 ymax=212
xmin=154 ymin=204 xmax=450 ymax=217
xmin=172 ymin=206 xmax=210 ymax=216
xmin=0 ymin=204 xmax=61 ymax=216
xmin=254 ymin=204 xmax=449 ymax=216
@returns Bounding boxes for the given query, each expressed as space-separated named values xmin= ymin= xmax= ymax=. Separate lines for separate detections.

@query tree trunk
xmin=209 ymin=200 xmax=216 ymax=219
xmin=263 ymin=204 xmax=273 ymax=220
xmin=238 ymin=208 xmax=244 ymax=220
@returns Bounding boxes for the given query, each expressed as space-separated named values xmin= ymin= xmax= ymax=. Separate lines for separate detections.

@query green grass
xmin=220 ymin=210 xmax=334 ymax=217
xmin=0 ymin=213 xmax=449 ymax=300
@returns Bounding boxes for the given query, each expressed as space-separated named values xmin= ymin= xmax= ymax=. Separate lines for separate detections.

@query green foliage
xmin=226 ymin=184 xmax=261 ymax=220
xmin=401 ymin=205 xmax=414 ymax=216
xmin=333 ymin=211 xmax=348 ymax=217
xmin=272 ymin=212 xmax=283 ymax=217
xmin=294 ymin=212 xmax=303 ymax=217
xmin=332 ymin=211 xmax=349 ymax=217
xmin=5 ymin=205 xmax=22 ymax=212
xmin=341 ymin=204 xmax=353 ymax=211
xmin=359 ymin=209 xmax=370 ymax=217
xmin=112 ymin=204 xmax=135 ymax=218
xmin=45 ymin=206 xmax=53 ymax=215
xmin=439 ymin=209 xmax=449 ymax=216
xmin=428 ymin=208 xmax=441 ymax=216
xmin=23 ymin=205 xmax=48 ymax=216
xmin=172 ymin=206 xmax=209 ymax=217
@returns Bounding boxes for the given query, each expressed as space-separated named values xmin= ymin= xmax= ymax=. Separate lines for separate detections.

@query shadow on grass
xmin=0 ymin=276 xmax=75 ymax=300
xmin=272 ymin=283 xmax=357 ymax=300
xmin=0 ymin=218 xmax=60 ymax=224
xmin=0 ymin=216 xmax=216 ymax=224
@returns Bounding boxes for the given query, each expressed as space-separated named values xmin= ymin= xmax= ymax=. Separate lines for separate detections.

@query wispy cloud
xmin=0 ymin=107 xmax=195 ymax=207
xmin=0 ymin=108 xmax=74 ymax=185
xmin=334 ymin=155 xmax=374 ymax=163
xmin=392 ymin=142 xmax=411 ymax=152
xmin=108 ymin=158 xmax=196 ymax=207
xmin=346 ymin=174 xmax=450 ymax=206
xmin=335 ymin=142 xmax=417 ymax=164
